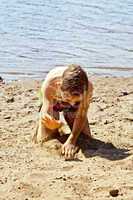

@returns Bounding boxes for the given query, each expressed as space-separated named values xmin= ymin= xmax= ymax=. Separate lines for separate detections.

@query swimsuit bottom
xmin=53 ymin=101 xmax=80 ymax=112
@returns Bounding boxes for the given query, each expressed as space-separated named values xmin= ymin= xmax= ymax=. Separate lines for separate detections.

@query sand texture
xmin=0 ymin=76 xmax=133 ymax=200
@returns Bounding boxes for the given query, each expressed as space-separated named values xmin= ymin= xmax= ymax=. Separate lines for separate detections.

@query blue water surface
xmin=0 ymin=0 xmax=133 ymax=80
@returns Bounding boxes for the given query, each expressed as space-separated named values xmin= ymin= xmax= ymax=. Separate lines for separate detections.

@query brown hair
xmin=61 ymin=64 xmax=88 ymax=95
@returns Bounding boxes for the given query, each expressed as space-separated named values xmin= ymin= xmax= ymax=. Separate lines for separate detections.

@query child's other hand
xmin=42 ymin=115 xmax=62 ymax=130
xmin=61 ymin=141 xmax=78 ymax=160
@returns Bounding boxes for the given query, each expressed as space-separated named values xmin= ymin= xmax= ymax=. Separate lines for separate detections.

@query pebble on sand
xmin=109 ymin=189 xmax=119 ymax=197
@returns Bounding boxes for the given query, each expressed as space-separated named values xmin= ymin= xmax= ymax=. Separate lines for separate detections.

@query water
xmin=0 ymin=0 xmax=133 ymax=81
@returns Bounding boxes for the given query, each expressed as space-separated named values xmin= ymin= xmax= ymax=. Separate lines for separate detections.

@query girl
xmin=33 ymin=64 xmax=93 ymax=160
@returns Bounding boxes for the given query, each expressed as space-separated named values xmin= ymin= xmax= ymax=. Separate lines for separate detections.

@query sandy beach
xmin=0 ymin=76 xmax=133 ymax=200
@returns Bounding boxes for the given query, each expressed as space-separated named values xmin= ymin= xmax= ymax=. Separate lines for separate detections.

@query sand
xmin=0 ymin=76 xmax=133 ymax=200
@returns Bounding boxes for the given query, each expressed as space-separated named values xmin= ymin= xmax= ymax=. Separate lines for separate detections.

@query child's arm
xmin=70 ymin=81 xmax=93 ymax=143
xmin=62 ymin=81 xmax=93 ymax=159
xmin=41 ymin=114 xmax=63 ymax=130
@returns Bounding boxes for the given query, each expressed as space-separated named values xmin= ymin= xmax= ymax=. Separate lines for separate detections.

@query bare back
xmin=40 ymin=67 xmax=93 ymax=117
xmin=41 ymin=67 xmax=67 ymax=102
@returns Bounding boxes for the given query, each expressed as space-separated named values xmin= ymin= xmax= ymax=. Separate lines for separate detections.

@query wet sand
xmin=0 ymin=76 xmax=133 ymax=200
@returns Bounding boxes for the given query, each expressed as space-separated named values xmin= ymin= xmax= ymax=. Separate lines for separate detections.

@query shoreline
xmin=0 ymin=76 xmax=133 ymax=199
xmin=0 ymin=66 xmax=133 ymax=82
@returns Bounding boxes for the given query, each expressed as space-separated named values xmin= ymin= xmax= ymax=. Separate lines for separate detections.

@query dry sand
xmin=0 ymin=76 xmax=133 ymax=200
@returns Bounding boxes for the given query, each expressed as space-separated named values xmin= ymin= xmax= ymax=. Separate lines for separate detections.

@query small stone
xmin=119 ymin=91 xmax=129 ymax=96
xmin=109 ymin=189 xmax=119 ymax=197
xmin=90 ymin=120 xmax=97 ymax=125
xmin=27 ymin=89 xmax=33 ymax=92
xmin=4 ymin=115 xmax=11 ymax=119
xmin=124 ymin=114 xmax=133 ymax=121
xmin=92 ymin=96 xmax=101 ymax=102
xmin=6 ymin=97 xmax=14 ymax=103
xmin=103 ymin=119 xmax=113 ymax=124
xmin=55 ymin=176 xmax=63 ymax=180
xmin=99 ymin=103 xmax=107 ymax=111
xmin=103 ymin=120 xmax=108 ymax=124
xmin=122 ymin=91 xmax=128 ymax=96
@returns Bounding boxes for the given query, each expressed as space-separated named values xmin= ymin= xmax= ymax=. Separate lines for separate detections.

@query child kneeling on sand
xmin=33 ymin=64 xmax=93 ymax=160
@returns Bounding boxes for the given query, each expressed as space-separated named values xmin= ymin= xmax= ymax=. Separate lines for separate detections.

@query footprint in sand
xmin=62 ymin=165 xmax=74 ymax=171
xmin=14 ymin=182 xmax=42 ymax=198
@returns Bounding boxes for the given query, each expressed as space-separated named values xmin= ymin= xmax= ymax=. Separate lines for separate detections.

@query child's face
xmin=61 ymin=91 xmax=81 ymax=105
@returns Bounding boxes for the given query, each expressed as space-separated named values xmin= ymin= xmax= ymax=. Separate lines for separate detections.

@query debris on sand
xmin=109 ymin=189 xmax=119 ymax=197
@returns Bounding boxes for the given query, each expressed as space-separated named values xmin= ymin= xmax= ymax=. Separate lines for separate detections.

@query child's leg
xmin=36 ymin=119 xmax=59 ymax=145
xmin=32 ymin=105 xmax=59 ymax=145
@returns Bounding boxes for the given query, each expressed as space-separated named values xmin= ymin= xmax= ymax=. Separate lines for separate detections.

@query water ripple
xmin=0 ymin=0 xmax=133 ymax=80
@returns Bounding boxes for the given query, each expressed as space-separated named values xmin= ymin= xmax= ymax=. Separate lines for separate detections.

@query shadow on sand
xmin=57 ymin=133 xmax=130 ymax=161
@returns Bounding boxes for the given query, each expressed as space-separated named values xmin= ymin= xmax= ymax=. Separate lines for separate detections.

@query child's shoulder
xmin=41 ymin=66 xmax=67 ymax=91
xmin=46 ymin=66 xmax=67 ymax=80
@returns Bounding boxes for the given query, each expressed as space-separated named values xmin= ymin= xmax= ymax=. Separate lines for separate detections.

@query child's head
xmin=61 ymin=64 xmax=88 ymax=103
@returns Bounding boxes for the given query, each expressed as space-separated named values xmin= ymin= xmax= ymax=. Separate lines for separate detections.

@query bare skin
xmin=61 ymin=82 xmax=93 ymax=159
xmin=33 ymin=74 xmax=93 ymax=160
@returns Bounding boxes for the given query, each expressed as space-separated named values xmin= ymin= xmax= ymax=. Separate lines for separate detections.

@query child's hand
xmin=61 ymin=140 xmax=79 ymax=160
xmin=41 ymin=115 xmax=62 ymax=130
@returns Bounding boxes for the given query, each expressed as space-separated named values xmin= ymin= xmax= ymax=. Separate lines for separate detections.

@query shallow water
xmin=0 ymin=0 xmax=133 ymax=80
